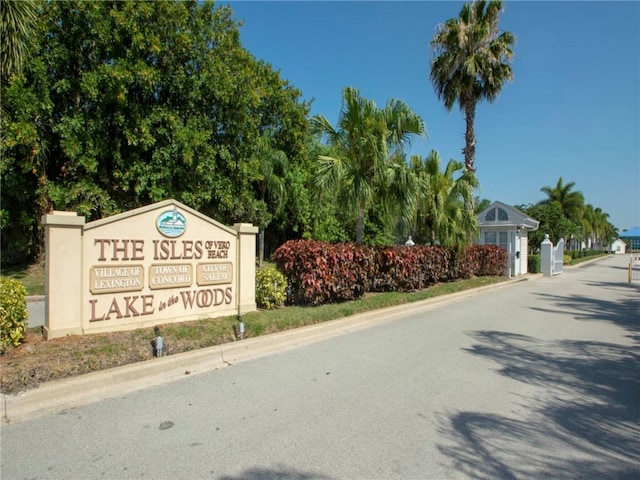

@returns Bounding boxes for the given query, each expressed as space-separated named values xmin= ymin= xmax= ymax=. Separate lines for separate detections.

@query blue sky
xmin=225 ymin=1 xmax=640 ymax=232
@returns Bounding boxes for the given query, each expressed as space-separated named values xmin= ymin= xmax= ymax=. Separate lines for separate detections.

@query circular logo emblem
xmin=156 ymin=208 xmax=187 ymax=238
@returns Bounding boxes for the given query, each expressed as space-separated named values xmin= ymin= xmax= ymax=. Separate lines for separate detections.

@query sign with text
xmin=81 ymin=202 xmax=239 ymax=333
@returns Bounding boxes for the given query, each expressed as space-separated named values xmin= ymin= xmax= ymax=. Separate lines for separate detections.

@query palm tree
xmin=251 ymin=132 xmax=289 ymax=266
xmin=540 ymin=177 xmax=585 ymax=250
xmin=430 ymin=0 xmax=515 ymax=176
xmin=540 ymin=177 xmax=585 ymax=224
xmin=411 ymin=150 xmax=478 ymax=247
xmin=311 ymin=86 xmax=425 ymax=244
xmin=600 ymin=214 xmax=618 ymax=251
xmin=474 ymin=196 xmax=492 ymax=214
xmin=1 ymin=0 xmax=38 ymax=79
xmin=593 ymin=207 xmax=613 ymax=251
xmin=253 ymin=132 xmax=288 ymax=214
xmin=582 ymin=204 xmax=596 ymax=249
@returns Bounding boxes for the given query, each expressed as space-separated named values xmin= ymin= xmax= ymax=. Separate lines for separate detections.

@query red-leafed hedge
xmin=474 ymin=244 xmax=509 ymax=276
xmin=370 ymin=245 xmax=450 ymax=292
xmin=272 ymin=240 xmax=507 ymax=306
xmin=272 ymin=240 xmax=372 ymax=305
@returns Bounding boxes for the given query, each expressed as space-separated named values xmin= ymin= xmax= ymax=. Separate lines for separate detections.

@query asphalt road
xmin=2 ymin=255 xmax=638 ymax=480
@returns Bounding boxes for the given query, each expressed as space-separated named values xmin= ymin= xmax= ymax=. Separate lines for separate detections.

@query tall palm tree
xmin=600 ymin=213 xmax=617 ymax=251
xmin=593 ymin=207 xmax=613 ymax=251
xmin=582 ymin=204 xmax=596 ymax=249
xmin=540 ymin=177 xmax=585 ymax=224
xmin=411 ymin=150 xmax=478 ymax=247
xmin=430 ymin=0 xmax=515 ymax=176
xmin=311 ymin=86 xmax=425 ymax=244
xmin=1 ymin=0 xmax=38 ymax=79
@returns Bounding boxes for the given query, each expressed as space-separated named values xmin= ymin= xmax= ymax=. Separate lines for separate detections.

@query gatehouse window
xmin=485 ymin=207 xmax=508 ymax=222
xmin=485 ymin=231 xmax=508 ymax=251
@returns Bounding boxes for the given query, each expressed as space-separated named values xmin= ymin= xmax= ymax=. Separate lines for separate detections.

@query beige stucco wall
xmin=43 ymin=200 xmax=257 ymax=338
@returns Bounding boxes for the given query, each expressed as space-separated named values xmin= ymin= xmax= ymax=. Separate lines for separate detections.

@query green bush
xmin=563 ymin=254 xmax=572 ymax=265
xmin=0 ymin=277 xmax=29 ymax=351
xmin=528 ymin=255 xmax=540 ymax=273
xmin=255 ymin=266 xmax=287 ymax=310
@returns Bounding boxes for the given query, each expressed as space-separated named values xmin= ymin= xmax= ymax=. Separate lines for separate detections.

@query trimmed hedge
xmin=273 ymin=240 xmax=508 ymax=306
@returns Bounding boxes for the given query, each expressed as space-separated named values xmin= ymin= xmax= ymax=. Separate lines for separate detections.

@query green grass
xmin=1 ymin=262 xmax=45 ymax=295
xmin=242 ymin=276 xmax=507 ymax=337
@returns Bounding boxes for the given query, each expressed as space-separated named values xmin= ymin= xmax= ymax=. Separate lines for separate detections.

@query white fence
xmin=630 ymin=254 xmax=640 ymax=282
xmin=553 ymin=238 xmax=565 ymax=275
xmin=540 ymin=235 xmax=564 ymax=276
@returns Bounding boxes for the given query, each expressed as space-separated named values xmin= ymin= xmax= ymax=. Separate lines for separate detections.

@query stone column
xmin=233 ymin=223 xmax=259 ymax=314
xmin=42 ymin=212 xmax=85 ymax=339
xmin=540 ymin=234 xmax=553 ymax=277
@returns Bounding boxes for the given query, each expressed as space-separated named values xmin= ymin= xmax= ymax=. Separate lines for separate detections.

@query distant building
xmin=620 ymin=227 xmax=640 ymax=252
xmin=609 ymin=239 xmax=626 ymax=254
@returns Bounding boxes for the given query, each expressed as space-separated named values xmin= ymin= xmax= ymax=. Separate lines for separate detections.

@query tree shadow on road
xmin=530 ymin=286 xmax=640 ymax=342
xmin=436 ymin=284 xmax=640 ymax=480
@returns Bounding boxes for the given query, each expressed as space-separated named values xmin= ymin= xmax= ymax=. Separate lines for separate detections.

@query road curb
xmin=3 ymin=276 xmax=533 ymax=425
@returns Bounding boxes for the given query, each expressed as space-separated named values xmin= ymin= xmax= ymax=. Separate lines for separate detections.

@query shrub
xmin=563 ymin=254 xmax=572 ymax=265
xmin=0 ymin=277 xmax=29 ymax=351
xmin=255 ymin=266 xmax=287 ymax=310
xmin=528 ymin=255 xmax=540 ymax=273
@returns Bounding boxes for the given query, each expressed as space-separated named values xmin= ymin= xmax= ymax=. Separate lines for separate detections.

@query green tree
xmin=516 ymin=202 xmax=573 ymax=253
xmin=252 ymin=132 xmax=289 ymax=220
xmin=0 ymin=0 xmax=41 ymax=262
xmin=1 ymin=0 xmax=309 ymax=265
xmin=430 ymin=0 xmax=515 ymax=177
xmin=310 ymin=86 xmax=425 ymax=245
xmin=581 ymin=204 xmax=597 ymax=249
xmin=583 ymin=205 xmax=615 ymax=251
xmin=250 ymin=132 xmax=289 ymax=265
xmin=411 ymin=150 xmax=478 ymax=246
xmin=539 ymin=177 xmax=585 ymax=250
